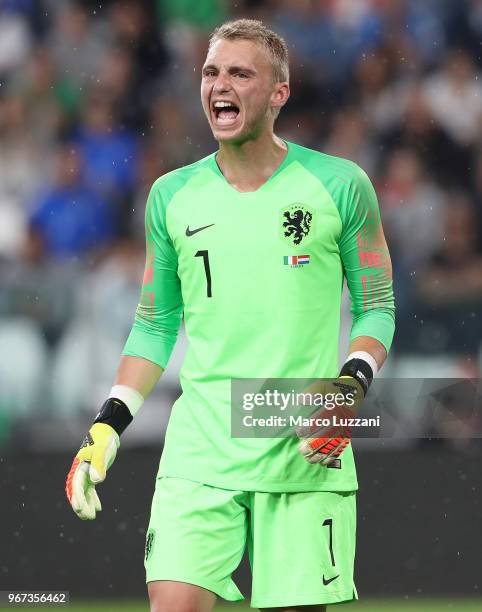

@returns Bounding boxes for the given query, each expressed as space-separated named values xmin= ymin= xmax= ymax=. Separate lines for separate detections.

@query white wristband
xmin=109 ymin=385 xmax=145 ymax=418
xmin=346 ymin=351 xmax=379 ymax=377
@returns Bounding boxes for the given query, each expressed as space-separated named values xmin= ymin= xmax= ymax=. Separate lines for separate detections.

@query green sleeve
xmin=338 ymin=165 xmax=395 ymax=352
xmin=122 ymin=181 xmax=183 ymax=368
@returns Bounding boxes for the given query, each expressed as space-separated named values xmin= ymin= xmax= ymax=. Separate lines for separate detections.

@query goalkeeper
xmin=66 ymin=18 xmax=395 ymax=612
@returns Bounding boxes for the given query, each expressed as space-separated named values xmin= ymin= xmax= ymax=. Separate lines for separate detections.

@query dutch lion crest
xmin=281 ymin=204 xmax=313 ymax=246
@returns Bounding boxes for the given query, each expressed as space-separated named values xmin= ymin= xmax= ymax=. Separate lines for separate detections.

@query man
xmin=66 ymin=19 xmax=395 ymax=612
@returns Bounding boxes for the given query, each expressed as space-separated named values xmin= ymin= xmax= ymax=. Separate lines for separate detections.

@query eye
xmin=203 ymin=70 xmax=216 ymax=78
xmin=236 ymin=73 xmax=249 ymax=79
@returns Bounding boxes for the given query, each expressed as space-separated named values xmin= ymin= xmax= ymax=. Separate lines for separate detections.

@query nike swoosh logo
xmin=322 ymin=574 xmax=339 ymax=586
xmin=186 ymin=223 xmax=215 ymax=237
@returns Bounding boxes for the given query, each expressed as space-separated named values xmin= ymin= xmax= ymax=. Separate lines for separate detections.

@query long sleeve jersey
xmin=123 ymin=140 xmax=395 ymax=492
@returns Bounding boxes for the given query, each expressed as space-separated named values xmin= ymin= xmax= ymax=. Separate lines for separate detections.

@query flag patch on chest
xmin=284 ymin=255 xmax=310 ymax=266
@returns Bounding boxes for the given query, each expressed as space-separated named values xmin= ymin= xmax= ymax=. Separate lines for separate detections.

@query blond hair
xmin=209 ymin=19 xmax=289 ymax=84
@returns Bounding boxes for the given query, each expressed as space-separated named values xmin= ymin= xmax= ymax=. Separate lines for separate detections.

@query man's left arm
xmin=341 ymin=163 xmax=395 ymax=368
xmin=346 ymin=336 xmax=387 ymax=374
xmin=298 ymin=164 xmax=395 ymax=464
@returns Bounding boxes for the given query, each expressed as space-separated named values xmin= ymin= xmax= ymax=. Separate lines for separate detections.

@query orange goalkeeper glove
xmin=297 ymin=356 xmax=374 ymax=464
xmin=296 ymin=377 xmax=361 ymax=464
xmin=65 ymin=396 xmax=135 ymax=520
xmin=65 ymin=422 xmax=119 ymax=520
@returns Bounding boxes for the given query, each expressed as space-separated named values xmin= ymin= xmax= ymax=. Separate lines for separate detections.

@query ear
xmin=270 ymin=81 xmax=290 ymax=113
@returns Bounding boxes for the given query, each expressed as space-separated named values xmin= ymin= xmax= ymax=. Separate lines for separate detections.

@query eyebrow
xmin=202 ymin=64 xmax=257 ymax=75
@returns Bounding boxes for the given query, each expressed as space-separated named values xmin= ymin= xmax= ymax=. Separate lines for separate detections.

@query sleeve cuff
xmin=122 ymin=325 xmax=178 ymax=369
xmin=350 ymin=310 xmax=395 ymax=353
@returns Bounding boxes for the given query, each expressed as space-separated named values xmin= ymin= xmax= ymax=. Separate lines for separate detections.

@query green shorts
xmin=145 ymin=476 xmax=358 ymax=608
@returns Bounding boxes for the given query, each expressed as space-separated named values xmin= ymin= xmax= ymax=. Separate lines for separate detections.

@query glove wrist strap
xmin=339 ymin=353 xmax=376 ymax=397
xmin=93 ymin=398 xmax=133 ymax=436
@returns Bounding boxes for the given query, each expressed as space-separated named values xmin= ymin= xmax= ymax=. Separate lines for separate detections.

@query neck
xmin=216 ymin=132 xmax=288 ymax=192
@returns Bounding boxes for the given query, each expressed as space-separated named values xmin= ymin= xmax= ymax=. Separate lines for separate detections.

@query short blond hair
xmin=209 ymin=19 xmax=289 ymax=84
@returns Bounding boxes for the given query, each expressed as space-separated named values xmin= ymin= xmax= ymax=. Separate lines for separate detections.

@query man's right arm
xmin=66 ymin=179 xmax=183 ymax=519
xmin=114 ymin=355 xmax=163 ymax=399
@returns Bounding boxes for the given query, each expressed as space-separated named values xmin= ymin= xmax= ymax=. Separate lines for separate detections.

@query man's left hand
xmin=296 ymin=376 xmax=364 ymax=464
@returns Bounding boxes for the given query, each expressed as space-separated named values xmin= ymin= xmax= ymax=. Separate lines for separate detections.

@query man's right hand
xmin=65 ymin=422 xmax=119 ymax=520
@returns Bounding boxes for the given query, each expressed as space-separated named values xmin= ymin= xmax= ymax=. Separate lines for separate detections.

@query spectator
xmin=107 ymin=1 xmax=169 ymax=128
xmin=422 ymin=48 xmax=482 ymax=146
xmin=417 ymin=195 xmax=482 ymax=307
xmin=324 ymin=106 xmax=378 ymax=175
xmin=74 ymin=89 xmax=139 ymax=229
xmin=10 ymin=47 xmax=69 ymax=145
xmin=29 ymin=144 xmax=115 ymax=261
xmin=382 ymin=85 xmax=473 ymax=188
xmin=0 ymin=94 xmax=54 ymax=258
xmin=408 ymin=194 xmax=482 ymax=356
xmin=380 ymin=147 xmax=445 ymax=273
xmin=110 ymin=1 xmax=168 ymax=83
xmin=47 ymin=1 xmax=112 ymax=90
xmin=0 ymin=3 xmax=32 ymax=73
xmin=352 ymin=48 xmax=409 ymax=135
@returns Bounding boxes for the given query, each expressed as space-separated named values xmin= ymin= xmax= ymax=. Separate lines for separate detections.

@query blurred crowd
xmin=0 ymin=0 xmax=482 ymax=446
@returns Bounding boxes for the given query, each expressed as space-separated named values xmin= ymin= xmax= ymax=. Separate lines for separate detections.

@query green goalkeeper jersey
xmin=123 ymin=141 xmax=395 ymax=492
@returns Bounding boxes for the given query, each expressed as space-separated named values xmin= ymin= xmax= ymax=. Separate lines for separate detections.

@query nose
xmin=213 ymin=71 xmax=231 ymax=93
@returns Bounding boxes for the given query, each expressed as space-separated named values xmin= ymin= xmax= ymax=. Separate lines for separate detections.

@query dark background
xmin=1 ymin=445 xmax=480 ymax=600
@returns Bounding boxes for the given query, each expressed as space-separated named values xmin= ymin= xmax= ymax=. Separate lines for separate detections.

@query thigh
xmin=147 ymin=580 xmax=216 ymax=612
xmin=145 ymin=476 xmax=247 ymax=603
xmin=249 ymin=490 xmax=357 ymax=609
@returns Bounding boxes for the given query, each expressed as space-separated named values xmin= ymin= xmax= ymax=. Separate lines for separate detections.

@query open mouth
xmin=212 ymin=100 xmax=240 ymax=126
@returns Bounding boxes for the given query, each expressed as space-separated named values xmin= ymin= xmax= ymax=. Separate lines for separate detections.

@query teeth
xmin=214 ymin=101 xmax=236 ymax=108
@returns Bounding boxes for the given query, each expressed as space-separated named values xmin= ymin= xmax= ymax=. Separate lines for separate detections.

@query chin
xmin=211 ymin=123 xmax=261 ymax=146
xmin=212 ymin=128 xmax=247 ymax=144
xmin=214 ymin=131 xmax=243 ymax=143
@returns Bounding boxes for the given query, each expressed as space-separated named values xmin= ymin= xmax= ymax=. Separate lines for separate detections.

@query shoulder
xmin=150 ymin=154 xmax=216 ymax=201
xmin=145 ymin=154 xmax=216 ymax=225
xmin=289 ymin=141 xmax=369 ymax=186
